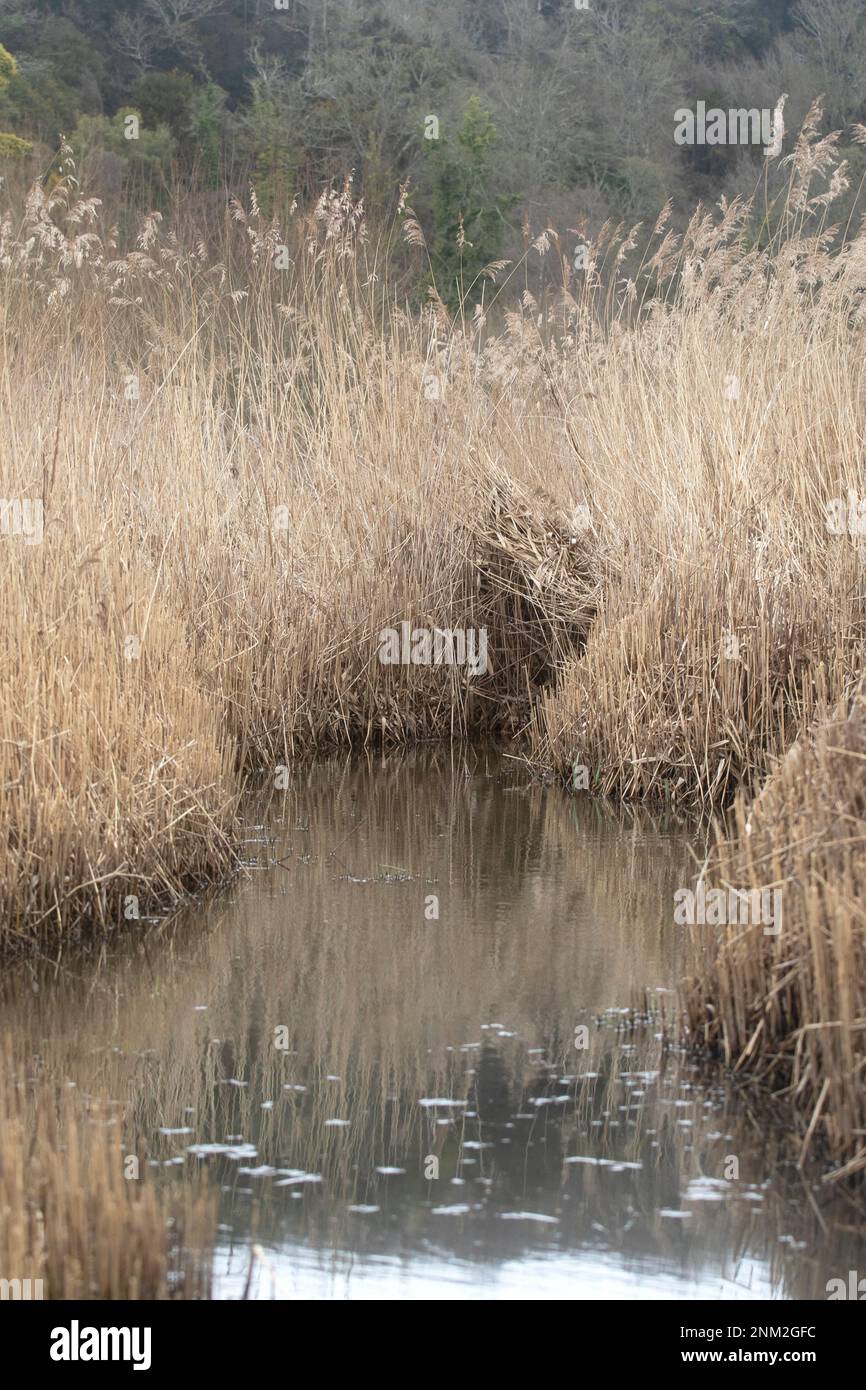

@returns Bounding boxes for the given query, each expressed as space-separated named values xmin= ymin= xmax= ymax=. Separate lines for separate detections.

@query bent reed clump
xmin=1 ymin=107 xmax=865 ymax=1171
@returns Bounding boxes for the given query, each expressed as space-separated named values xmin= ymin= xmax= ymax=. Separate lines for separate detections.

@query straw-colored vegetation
xmin=685 ymin=690 xmax=866 ymax=1182
xmin=0 ymin=152 xmax=599 ymax=947
xmin=1 ymin=103 xmax=865 ymax=1183
xmin=0 ymin=1041 xmax=214 ymax=1298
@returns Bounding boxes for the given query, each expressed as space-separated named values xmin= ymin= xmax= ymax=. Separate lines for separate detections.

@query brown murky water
xmin=5 ymin=749 xmax=865 ymax=1299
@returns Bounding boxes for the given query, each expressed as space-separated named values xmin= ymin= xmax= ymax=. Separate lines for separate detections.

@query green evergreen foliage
xmin=71 ymin=109 xmax=177 ymax=194
xmin=427 ymin=97 xmax=515 ymax=310
xmin=131 ymin=70 xmax=194 ymax=143
xmin=0 ymin=130 xmax=32 ymax=159
xmin=189 ymin=82 xmax=228 ymax=188
xmin=0 ymin=43 xmax=15 ymax=88
xmin=248 ymin=87 xmax=298 ymax=217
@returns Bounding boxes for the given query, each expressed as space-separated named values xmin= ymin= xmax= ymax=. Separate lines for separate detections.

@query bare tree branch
xmin=113 ymin=12 xmax=158 ymax=73
xmin=143 ymin=0 xmax=228 ymax=60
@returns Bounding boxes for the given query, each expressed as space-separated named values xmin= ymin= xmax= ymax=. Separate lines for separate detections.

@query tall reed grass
xmin=0 ymin=1041 xmax=214 ymax=1298
xmin=1 ymin=107 xmax=865 ymax=1174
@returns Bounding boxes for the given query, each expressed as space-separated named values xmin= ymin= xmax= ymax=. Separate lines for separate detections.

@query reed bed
xmin=0 ymin=1043 xmax=214 ymax=1299
xmin=0 ymin=107 xmax=865 ymax=1175
xmin=0 ymin=158 xmax=600 ymax=947
xmin=524 ymin=108 xmax=866 ymax=1174
xmin=684 ymin=688 xmax=866 ymax=1182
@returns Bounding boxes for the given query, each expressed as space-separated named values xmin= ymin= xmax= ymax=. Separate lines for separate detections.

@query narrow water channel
xmin=6 ymin=749 xmax=864 ymax=1299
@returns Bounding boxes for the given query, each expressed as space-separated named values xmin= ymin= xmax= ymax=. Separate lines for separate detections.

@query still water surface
xmin=6 ymin=750 xmax=865 ymax=1299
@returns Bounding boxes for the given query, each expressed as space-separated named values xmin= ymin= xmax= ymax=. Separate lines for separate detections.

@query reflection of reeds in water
xmin=3 ymin=751 xmax=864 ymax=1297
xmin=0 ymin=1041 xmax=214 ymax=1299
xmin=479 ymin=1026 xmax=866 ymax=1301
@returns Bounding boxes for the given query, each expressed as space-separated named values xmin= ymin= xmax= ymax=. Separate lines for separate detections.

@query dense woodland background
xmin=1 ymin=1 xmax=866 ymax=286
